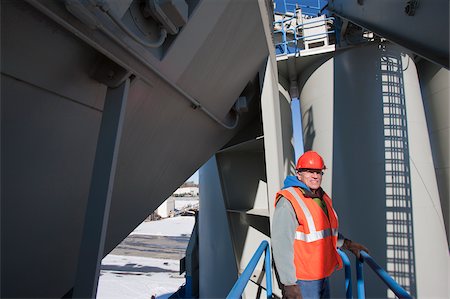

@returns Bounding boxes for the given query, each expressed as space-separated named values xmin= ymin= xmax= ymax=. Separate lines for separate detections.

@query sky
xmin=187 ymin=170 xmax=199 ymax=184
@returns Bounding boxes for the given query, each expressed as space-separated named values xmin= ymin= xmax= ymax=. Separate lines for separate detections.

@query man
xmin=272 ymin=151 xmax=368 ymax=299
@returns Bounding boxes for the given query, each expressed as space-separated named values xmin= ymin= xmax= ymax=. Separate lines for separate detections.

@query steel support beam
xmin=328 ymin=0 xmax=449 ymax=69
xmin=72 ymin=79 xmax=130 ymax=298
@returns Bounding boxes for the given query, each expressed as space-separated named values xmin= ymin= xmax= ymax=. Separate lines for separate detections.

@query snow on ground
xmin=97 ymin=216 xmax=195 ymax=299
xmin=131 ymin=216 xmax=196 ymax=236
xmin=97 ymin=255 xmax=184 ymax=299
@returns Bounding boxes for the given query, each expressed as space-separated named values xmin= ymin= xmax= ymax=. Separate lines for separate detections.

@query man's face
xmin=296 ymin=169 xmax=323 ymax=191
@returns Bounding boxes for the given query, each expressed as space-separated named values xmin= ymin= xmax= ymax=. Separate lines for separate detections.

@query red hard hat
xmin=296 ymin=151 xmax=326 ymax=170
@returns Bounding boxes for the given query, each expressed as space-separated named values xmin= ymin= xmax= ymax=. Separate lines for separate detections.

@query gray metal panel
xmin=199 ymin=52 xmax=281 ymax=299
xmin=216 ymin=138 xmax=269 ymax=267
xmin=1 ymin=0 xmax=273 ymax=297
xmin=217 ymin=142 xmax=266 ymax=211
xmin=175 ymin=0 xmax=270 ymax=118
xmin=1 ymin=1 xmax=107 ymax=110
xmin=199 ymin=157 xmax=238 ymax=298
xmin=328 ymin=0 xmax=449 ymax=68
xmin=103 ymin=77 xmax=242 ymax=254
xmin=212 ymin=134 xmax=272 ymax=299
xmin=1 ymin=75 xmax=102 ymax=298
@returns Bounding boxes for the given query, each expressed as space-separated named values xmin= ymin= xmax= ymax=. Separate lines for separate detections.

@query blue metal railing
xmin=357 ymin=251 xmax=412 ymax=299
xmin=338 ymin=249 xmax=353 ymax=299
xmin=339 ymin=250 xmax=412 ymax=299
xmin=275 ymin=0 xmax=324 ymax=17
xmin=228 ymin=244 xmax=411 ymax=299
xmin=226 ymin=241 xmax=272 ymax=299
xmin=273 ymin=1 xmax=335 ymax=56
xmin=273 ymin=15 xmax=336 ymax=56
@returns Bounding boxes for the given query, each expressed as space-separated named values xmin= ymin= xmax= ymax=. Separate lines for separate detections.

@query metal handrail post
xmin=356 ymin=257 xmax=365 ymax=299
xmin=226 ymin=241 xmax=272 ymax=299
xmin=359 ymin=251 xmax=412 ymax=299
xmin=337 ymin=249 xmax=353 ymax=299
xmin=264 ymin=244 xmax=272 ymax=298
xmin=282 ymin=27 xmax=287 ymax=54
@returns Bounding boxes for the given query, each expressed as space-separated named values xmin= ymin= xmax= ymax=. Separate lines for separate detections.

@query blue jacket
xmin=282 ymin=175 xmax=310 ymax=191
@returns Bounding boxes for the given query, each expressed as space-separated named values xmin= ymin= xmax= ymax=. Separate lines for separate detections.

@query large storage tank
xmin=299 ymin=43 xmax=448 ymax=298
xmin=416 ymin=61 xmax=450 ymax=244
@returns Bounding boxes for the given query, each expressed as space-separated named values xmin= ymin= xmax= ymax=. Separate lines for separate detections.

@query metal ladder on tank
xmin=380 ymin=51 xmax=416 ymax=298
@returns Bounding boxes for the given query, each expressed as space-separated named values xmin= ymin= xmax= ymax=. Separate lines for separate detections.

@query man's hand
xmin=282 ymin=284 xmax=302 ymax=299
xmin=343 ymin=239 xmax=369 ymax=259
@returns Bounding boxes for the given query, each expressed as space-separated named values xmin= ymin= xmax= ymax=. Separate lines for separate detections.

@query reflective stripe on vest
xmin=285 ymin=187 xmax=317 ymax=232
xmin=295 ymin=228 xmax=339 ymax=242
xmin=285 ymin=187 xmax=338 ymax=242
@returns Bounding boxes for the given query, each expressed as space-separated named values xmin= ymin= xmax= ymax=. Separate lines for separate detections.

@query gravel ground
xmin=108 ymin=233 xmax=190 ymax=260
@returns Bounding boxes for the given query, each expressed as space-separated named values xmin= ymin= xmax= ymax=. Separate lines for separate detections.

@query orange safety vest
xmin=275 ymin=187 xmax=343 ymax=280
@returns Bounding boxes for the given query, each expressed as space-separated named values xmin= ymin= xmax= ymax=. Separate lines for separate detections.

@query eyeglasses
xmin=297 ymin=169 xmax=324 ymax=175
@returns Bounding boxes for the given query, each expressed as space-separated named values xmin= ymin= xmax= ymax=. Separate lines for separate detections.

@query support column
xmin=261 ymin=57 xmax=286 ymax=216
xmin=72 ymin=79 xmax=130 ymax=298
xmin=291 ymin=97 xmax=304 ymax=161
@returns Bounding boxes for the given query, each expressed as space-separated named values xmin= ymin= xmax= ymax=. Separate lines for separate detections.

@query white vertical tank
xmin=299 ymin=43 xmax=448 ymax=298
xmin=417 ymin=61 xmax=450 ymax=244
xmin=298 ymin=57 xmax=334 ymax=193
